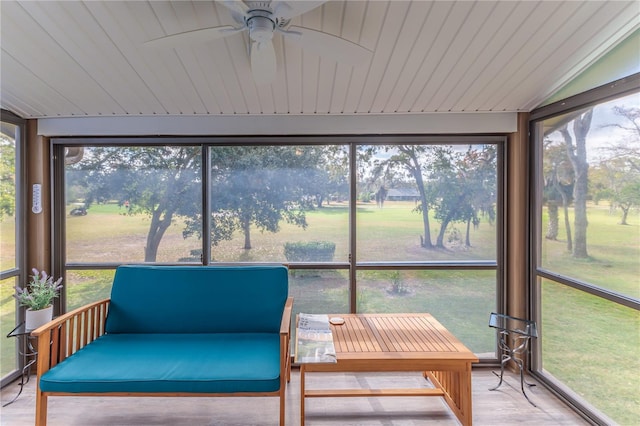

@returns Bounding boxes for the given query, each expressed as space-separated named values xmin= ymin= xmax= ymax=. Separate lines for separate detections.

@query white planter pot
xmin=25 ymin=305 xmax=53 ymax=330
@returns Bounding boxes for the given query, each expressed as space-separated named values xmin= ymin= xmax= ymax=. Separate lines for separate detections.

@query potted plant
xmin=14 ymin=268 xmax=63 ymax=330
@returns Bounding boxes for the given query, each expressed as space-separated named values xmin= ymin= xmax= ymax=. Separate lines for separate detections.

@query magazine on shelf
xmin=295 ymin=313 xmax=337 ymax=364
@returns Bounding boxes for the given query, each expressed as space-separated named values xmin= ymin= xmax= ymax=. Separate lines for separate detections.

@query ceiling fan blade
xmin=284 ymin=26 xmax=372 ymax=65
xmin=220 ymin=0 xmax=249 ymax=16
xmin=251 ymin=41 xmax=277 ymax=85
xmin=145 ymin=26 xmax=242 ymax=49
xmin=273 ymin=1 xmax=327 ymax=19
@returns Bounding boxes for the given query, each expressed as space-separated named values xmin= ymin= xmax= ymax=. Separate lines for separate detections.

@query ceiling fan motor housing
xmin=247 ymin=9 xmax=275 ymax=43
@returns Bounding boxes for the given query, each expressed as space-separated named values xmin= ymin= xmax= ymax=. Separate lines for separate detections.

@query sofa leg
xmin=35 ymin=390 xmax=47 ymax=426
xmin=279 ymin=386 xmax=286 ymax=426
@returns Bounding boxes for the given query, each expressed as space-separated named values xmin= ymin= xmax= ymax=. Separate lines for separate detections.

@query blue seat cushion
xmin=40 ymin=334 xmax=281 ymax=394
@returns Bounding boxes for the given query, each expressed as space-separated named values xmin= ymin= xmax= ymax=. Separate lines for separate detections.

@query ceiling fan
xmin=146 ymin=0 xmax=372 ymax=85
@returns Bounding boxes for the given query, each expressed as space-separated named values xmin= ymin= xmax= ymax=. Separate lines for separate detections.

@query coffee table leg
xmin=300 ymin=365 xmax=306 ymax=426
xmin=425 ymin=368 xmax=473 ymax=426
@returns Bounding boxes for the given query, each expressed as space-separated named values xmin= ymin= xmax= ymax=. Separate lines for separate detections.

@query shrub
xmin=284 ymin=241 xmax=336 ymax=262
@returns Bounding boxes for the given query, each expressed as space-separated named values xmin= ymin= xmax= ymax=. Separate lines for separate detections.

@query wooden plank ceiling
xmin=1 ymin=0 xmax=638 ymax=119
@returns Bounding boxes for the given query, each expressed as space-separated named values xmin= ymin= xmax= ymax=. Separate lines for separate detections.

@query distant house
xmin=386 ymin=188 xmax=420 ymax=201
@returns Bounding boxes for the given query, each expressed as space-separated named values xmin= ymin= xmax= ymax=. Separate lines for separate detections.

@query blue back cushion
xmin=105 ymin=265 xmax=288 ymax=334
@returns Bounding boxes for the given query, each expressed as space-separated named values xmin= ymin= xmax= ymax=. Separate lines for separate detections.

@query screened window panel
xmin=532 ymin=87 xmax=640 ymax=425
xmin=65 ymin=146 xmax=203 ymax=264
xmin=356 ymin=144 xmax=498 ymax=262
xmin=1 ymin=121 xmax=19 ymax=382
xmin=208 ymin=145 xmax=349 ymax=263
xmin=537 ymin=92 xmax=640 ymax=299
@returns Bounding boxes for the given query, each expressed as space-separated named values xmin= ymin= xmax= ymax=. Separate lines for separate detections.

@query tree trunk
xmin=413 ymin=168 xmax=432 ymax=248
xmin=436 ymin=216 xmax=452 ymax=248
xmin=620 ymin=205 xmax=630 ymax=225
xmin=242 ymin=219 xmax=252 ymax=249
xmin=145 ymin=208 xmax=173 ymax=262
xmin=397 ymin=146 xmax=433 ymax=248
xmin=562 ymin=197 xmax=572 ymax=252
xmin=546 ymin=201 xmax=559 ymax=240
xmin=571 ymin=114 xmax=591 ymax=258
xmin=465 ymin=218 xmax=472 ymax=247
xmin=560 ymin=110 xmax=592 ymax=258
xmin=419 ymin=195 xmax=432 ymax=248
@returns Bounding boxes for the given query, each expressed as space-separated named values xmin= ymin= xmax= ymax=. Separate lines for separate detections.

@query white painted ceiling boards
xmin=1 ymin=0 xmax=638 ymax=134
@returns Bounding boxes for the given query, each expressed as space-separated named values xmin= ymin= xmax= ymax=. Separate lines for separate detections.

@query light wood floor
xmin=1 ymin=368 xmax=588 ymax=425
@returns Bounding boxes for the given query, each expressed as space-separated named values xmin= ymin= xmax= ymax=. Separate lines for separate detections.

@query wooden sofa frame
xmin=32 ymin=296 xmax=293 ymax=426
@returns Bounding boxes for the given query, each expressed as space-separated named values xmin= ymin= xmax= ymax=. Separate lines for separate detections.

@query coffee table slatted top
xmin=329 ymin=314 xmax=478 ymax=362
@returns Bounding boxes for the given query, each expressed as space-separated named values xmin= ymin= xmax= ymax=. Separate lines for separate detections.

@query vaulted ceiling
xmin=1 ymin=0 xmax=638 ymax=119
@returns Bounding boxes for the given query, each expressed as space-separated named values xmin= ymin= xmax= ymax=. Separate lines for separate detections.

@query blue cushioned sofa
xmin=32 ymin=265 xmax=293 ymax=426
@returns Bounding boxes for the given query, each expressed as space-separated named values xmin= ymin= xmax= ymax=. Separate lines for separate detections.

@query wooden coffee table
xmin=298 ymin=313 xmax=479 ymax=425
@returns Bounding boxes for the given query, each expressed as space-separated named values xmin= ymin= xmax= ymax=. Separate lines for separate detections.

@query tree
xmin=601 ymin=106 xmax=640 ymax=172
xmin=542 ymin=142 xmax=574 ymax=247
xmin=193 ymin=145 xmax=325 ymax=250
xmin=310 ymin=145 xmax=349 ymax=207
xmin=71 ymin=146 xmax=202 ymax=262
xmin=363 ymin=150 xmax=406 ymax=207
xmin=592 ymin=155 xmax=640 ymax=225
xmin=598 ymin=105 xmax=640 ymax=224
xmin=616 ymin=181 xmax=640 ymax=225
xmin=371 ymin=144 xmax=496 ymax=250
xmin=386 ymin=145 xmax=435 ymax=248
xmin=74 ymin=145 xmax=329 ymax=260
xmin=460 ymin=146 xmax=497 ymax=247
xmin=559 ymin=109 xmax=593 ymax=258
xmin=427 ymin=146 xmax=496 ymax=248
xmin=428 ymin=146 xmax=461 ymax=247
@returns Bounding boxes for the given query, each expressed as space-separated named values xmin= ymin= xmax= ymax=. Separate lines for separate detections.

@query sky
xmin=547 ymin=91 xmax=639 ymax=163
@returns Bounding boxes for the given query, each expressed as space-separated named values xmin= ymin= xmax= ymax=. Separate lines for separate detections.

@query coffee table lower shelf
xmin=300 ymin=368 xmax=472 ymax=425
xmin=304 ymin=387 xmax=446 ymax=397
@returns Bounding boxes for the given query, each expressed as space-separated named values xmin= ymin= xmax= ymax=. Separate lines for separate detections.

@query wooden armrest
xmin=280 ymin=297 xmax=294 ymax=336
xmin=279 ymin=297 xmax=294 ymax=384
xmin=32 ymin=298 xmax=110 ymax=377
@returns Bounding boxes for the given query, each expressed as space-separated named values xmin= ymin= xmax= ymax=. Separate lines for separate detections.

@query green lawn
xmin=539 ymin=202 xmax=639 ymax=424
xmin=540 ymin=202 xmax=640 ymax=298
xmin=542 ymin=280 xmax=639 ymax=425
xmin=1 ymin=276 xmax=18 ymax=377
xmin=65 ymin=203 xmax=202 ymax=263
xmin=0 ymin=217 xmax=16 ymax=271
xmin=63 ymin=200 xmax=499 ymax=264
